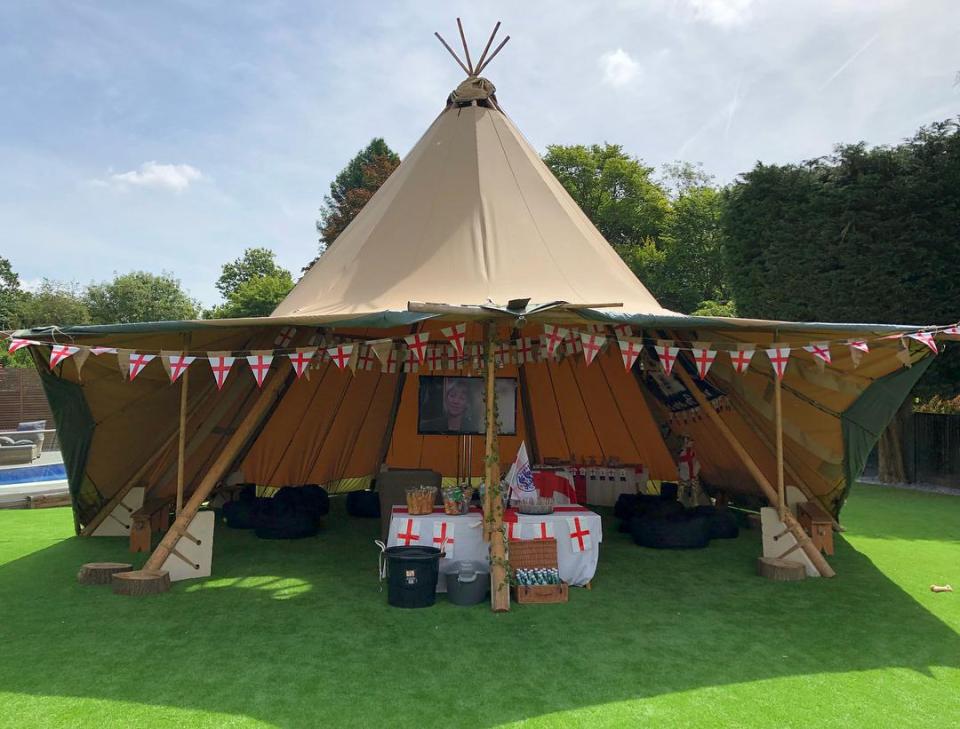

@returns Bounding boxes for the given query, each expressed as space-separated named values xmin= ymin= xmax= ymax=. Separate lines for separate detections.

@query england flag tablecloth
xmin=387 ymin=505 xmax=603 ymax=589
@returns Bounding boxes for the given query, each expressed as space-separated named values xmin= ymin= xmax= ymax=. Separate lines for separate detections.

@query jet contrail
xmin=820 ymin=32 xmax=881 ymax=90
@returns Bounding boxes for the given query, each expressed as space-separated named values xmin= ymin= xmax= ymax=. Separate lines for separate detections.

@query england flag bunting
xmin=208 ymin=352 xmax=235 ymax=390
xmin=163 ymin=352 xmax=195 ymax=383
xmin=542 ymin=324 xmax=568 ymax=358
xmin=613 ymin=324 xmax=632 ymax=341
xmin=246 ymin=352 xmax=274 ymax=387
xmin=273 ymin=326 xmax=297 ymax=348
xmin=440 ymin=323 xmax=467 ymax=357
xmin=403 ymin=347 xmax=420 ymax=373
xmin=618 ymin=337 xmax=643 ymax=371
xmin=49 ymin=345 xmax=80 ymax=368
xmin=356 ymin=344 xmax=375 ymax=372
xmin=384 ymin=348 xmax=400 ymax=374
xmin=765 ymin=345 xmax=791 ymax=379
xmin=515 ymin=336 xmax=536 ymax=364
xmin=907 ymin=331 xmax=938 ymax=354
xmin=90 ymin=346 xmax=116 ymax=356
xmin=803 ymin=342 xmax=832 ymax=366
xmin=579 ymin=332 xmax=604 ymax=365
xmin=495 ymin=340 xmax=513 ymax=367
xmin=404 ymin=332 xmax=430 ymax=363
xmin=327 ymin=343 xmax=354 ymax=370
xmin=567 ymin=516 xmax=592 ymax=553
xmin=690 ymin=342 xmax=717 ymax=378
xmin=654 ymin=340 xmax=680 ymax=375
xmin=432 ymin=521 xmax=455 ymax=558
xmin=367 ymin=339 xmax=393 ymax=368
xmin=565 ymin=329 xmax=583 ymax=355
xmin=848 ymin=340 xmax=869 ymax=368
xmin=531 ymin=520 xmax=555 ymax=541
xmin=424 ymin=345 xmax=442 ymax=371
xmin=730 ymin=347 xmax=755 ymax=375
xmin=128 ymin=352 xmax=156 ymax=381
xmin=7 ymin=338 xmax=36 ymax=354
xmin=942 ymin=324 xmax=960 ymax=337
xmin=287 ymin=348 xmax=316 ymax=379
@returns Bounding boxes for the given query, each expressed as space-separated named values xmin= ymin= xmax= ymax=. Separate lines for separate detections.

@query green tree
xmin=0 ymin=256 xmax=23 ymax=331
xmin=206 ymin=248 xmax=293 ymax=319
xmin=18 ymin=280 xmax=91 ymax=328
xmin=543 ymin=143 xmax=670 ymax=253
xmin=85 ymin=271 xmax=198 ymax=324
xmin=216 ymin=247 xmax=290 ymax=300
xmin=316 ymin=138 xmax=400 ymax=257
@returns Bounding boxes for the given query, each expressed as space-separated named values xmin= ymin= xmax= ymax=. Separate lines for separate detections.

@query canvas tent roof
xmin=11 ymin=58 xmax=940 ymax=538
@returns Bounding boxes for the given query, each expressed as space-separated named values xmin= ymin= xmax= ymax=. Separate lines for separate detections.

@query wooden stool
xmin=129 ymin=497 xmax=173 ymax=553
xmin=797 ymin=501 xmax=834 ymax=555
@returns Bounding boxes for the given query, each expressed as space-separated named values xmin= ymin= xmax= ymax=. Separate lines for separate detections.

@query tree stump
xmin=111 ymin=569 xmax=171 ymax=596
xmin=78 ymin=562 xmax=133 ymax=585
xmin=757 ymin=557 xmax=806 ymax=581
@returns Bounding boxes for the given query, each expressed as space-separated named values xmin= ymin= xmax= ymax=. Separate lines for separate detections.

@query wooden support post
xmin=774 ymin=371 xmax=786 ymax=521
xmin=176 ymin=366 xmax=188 ymax=516
xmin=143 ymin=366 xmax=291 ymax=572
xmin=484 ymin=322 xmax=510 ymax=612
xmin=672 ymin=363 xmax=836 ymax=578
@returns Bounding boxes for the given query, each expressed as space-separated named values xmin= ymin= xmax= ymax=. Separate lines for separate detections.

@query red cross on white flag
xmin=567 ymin=516 xmax=592 ymax=552
xmin=403 ymin=347 xmax=420 ymax=373
xmin=506 ymin=521 xmax=524 ymax=541
xmin=532 ymin=521 xmax=555 ymax=541
xmin=542 ymin=324 xmax=568 ymax=358
xmin=6 ymin=338 xmax=36 ymax=354
xmin=515 ymin=337 xmax=535 ymax=364
xmin=613 ymin=324 xmax=632 ymax=340
xmin=246 ymin=352 xmax=274 ymax=387
xmin=907 ymin=331 xmax=938 ymax=354
xmin=765 ymin=346 xmax=791 ymax=379
xmin=356 ymin=344 xmax=375 ymax=371
xmin=618 ymin=337 xmax=643 ymax=371
xmin=287 ymin=349 xmax=316 ymax=379
xmin=90 ymin=346 xmax=116 ymax=356
xmin=803 ymin=342 xmax=832 ymax=365
xmin=164 ymin=353 xmax=195 ymax=383
xmin=492 ymin=340 xmax=511 ymax=367
xmin=580 ymin=332 xmax=604 ymax=365
xmin=404 ymin=332 xmax=430 ymax=363
xmin=678 ymin=440 xmax=700 ymax=481
xmin=470 ymin=343 xmax=484 ymax=370
xmin=654 ymin=340 xmax=679 ymax=375
xmin=432 ymin=521 xmax=456 ymax=558
xmin=847 ymin=340 xmax=868 ymax=368
xmin=128 ymin=352 xmax=156 ymax=381
xmin=440 ymin=323 xmax=467 ymax=357
xmin=327 ymin=343 xmax=354 ymax=370
xmin=395 ymin=518 xmax=421 ymax=546
xmin=943 ymin=324 xmax=960 ymax=337
xmin=49 ymin=345 xmax=80 ymax=368
xmin=384 ymin=348 xmax=400 ymax=374
xmin=690 ymin=342 xmax=717 ymax=378
xmin=273 ymin=326 xmax=297 ymax=348
xmin=730 ymin=348 xmax=755 ymax=374
xmin=566 ymin=329 xmax=583 ymax=354
xmin=208 ymin=352 xmax=235 ymax=390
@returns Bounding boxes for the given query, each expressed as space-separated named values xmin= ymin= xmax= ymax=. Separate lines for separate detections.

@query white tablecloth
xmin=387 ymin=506 xmax=603 ymax=589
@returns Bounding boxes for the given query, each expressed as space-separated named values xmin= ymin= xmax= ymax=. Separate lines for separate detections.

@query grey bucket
xmin=446 ymin=561 xmax=489 ymax=606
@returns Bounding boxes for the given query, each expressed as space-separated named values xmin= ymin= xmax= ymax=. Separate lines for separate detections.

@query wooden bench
xmin=129 ymin=497 xmax=174 ymax=553
xmin=797 ymin=500 xmax=834 ymax=556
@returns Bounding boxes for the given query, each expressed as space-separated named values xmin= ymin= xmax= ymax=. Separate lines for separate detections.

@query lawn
xmin=1 ymin=484 xmax=959 ymax=728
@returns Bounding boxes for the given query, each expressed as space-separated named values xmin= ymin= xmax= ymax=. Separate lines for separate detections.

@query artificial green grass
xmin=1 ymin=484 xmax=959 ymax=728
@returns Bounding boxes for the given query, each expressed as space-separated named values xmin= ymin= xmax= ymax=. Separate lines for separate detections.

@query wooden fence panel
xmin=0 ymin=368 xmax=54 ymax=430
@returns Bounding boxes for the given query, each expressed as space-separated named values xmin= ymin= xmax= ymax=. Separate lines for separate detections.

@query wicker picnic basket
xmin=510 ymin=538 xmax=568 ymax=604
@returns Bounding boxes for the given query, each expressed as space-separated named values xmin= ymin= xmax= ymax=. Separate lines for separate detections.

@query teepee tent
xmin=9 ymin=22 xmax=944 ymax=598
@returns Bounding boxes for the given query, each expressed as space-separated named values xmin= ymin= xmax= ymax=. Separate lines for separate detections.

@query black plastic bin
xmin=384 ymin=546 xmax=441 ymax=608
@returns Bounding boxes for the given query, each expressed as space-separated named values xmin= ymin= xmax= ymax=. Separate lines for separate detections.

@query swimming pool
xmin=0 ymin=462 xmax=67 ymax=486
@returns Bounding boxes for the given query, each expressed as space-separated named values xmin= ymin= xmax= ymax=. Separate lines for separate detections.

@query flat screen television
xmin=417 ymin=376 xmax=517 ymax=436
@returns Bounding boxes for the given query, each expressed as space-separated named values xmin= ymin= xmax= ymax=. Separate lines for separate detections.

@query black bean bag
xmin=659 ymin=482 xmax=679 ymax=501
xmin=222 ymin=497 xmax=269 ymax=529
xmin=614 ymin=493 xmax=638 ymax=520
xmin=631 ymin=513 xmax=711 ymax=549
xmin=703 ymin=508 xmax=740 ymax=539
xmin=254 ymin=504 xmax=320 ymax=540
xmin=637 ymin=498 xmax=685 ymax=521
xmin=273 ymin=485 xmax=330 ymax=518
xmin=346 ymin=490 xmax=381 ymax=518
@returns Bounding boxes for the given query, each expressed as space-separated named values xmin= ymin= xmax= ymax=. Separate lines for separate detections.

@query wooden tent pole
xmin=176 ymin=365 xmax=189 ymax=517
xmin=672 ymin=363 xmax=835 ymax=577
xmin=773 ymin=372 xmax=786 ymax=521
xmin=484 ymin=322 xmax=510 ymax=612
xmin=143 ymin=366 xmax=290 ymax=571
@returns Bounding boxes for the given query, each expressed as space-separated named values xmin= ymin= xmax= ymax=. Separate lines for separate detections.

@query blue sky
xmin=1 ymin=1 xmax=957 ymax=308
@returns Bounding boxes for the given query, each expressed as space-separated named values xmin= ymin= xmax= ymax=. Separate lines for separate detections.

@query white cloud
xmin=106 ymin=161 xmax=204 ymax=192
xmin=599 ymin=49 xmax=640 ymax=87
xmin=686 ymin=0 xmax=754 ymax=28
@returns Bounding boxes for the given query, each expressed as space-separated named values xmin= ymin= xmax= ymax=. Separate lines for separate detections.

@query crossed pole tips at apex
xmin=434 ymin=19 xmax=510 ymax=77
